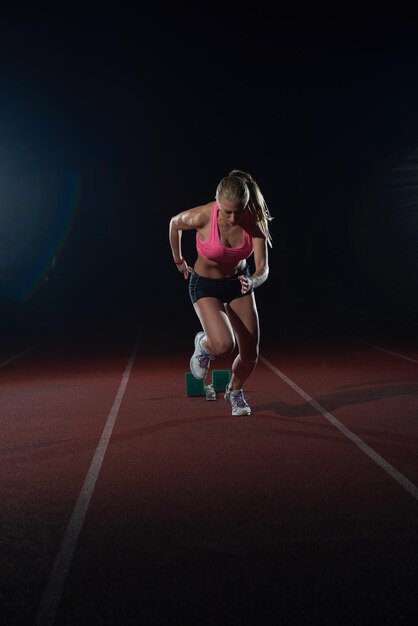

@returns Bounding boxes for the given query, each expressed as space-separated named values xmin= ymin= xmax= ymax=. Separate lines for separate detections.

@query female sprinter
xmin=169 ymin=169 xmax=272 ymax=416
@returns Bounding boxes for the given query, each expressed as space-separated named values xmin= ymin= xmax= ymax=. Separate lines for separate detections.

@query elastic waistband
xmin=192 ymin=266 xmax=249 ymax=281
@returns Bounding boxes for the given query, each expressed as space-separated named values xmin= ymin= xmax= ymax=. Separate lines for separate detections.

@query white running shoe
xmin=224 ymin=385 xmax=252 ymax=416
xmin=190 ymin=331 xmax=215 ymax=380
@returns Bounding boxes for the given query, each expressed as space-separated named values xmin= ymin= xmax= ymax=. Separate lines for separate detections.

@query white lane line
xmin=0 ymin=334 xmax=57 ymax=369
xmin=309 ymin=322 xmax=418 ymax=364
xmin=259 ymin=355 xmax=418 ymax=503
xmin=335 ymin=332 xmax=418 ymax=364
xmin=334 ymin=306 xmax=418 ymax=328
xmin=34 ymin=335 xmax=140 ymax=626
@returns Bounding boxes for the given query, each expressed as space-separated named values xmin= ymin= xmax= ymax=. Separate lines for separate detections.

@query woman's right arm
xmin=169 ymin=205 xmax=208 ymax=279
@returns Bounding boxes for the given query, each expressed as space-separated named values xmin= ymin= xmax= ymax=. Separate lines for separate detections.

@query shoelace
xmin=197 ymin=351 xmax=215 ymax=369
xmin=230 ymin=390 xmax=248 ymax=407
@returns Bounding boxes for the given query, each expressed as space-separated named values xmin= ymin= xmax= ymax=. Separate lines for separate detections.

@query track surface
xmin=1 ymin=309 xmax=417 ymax=625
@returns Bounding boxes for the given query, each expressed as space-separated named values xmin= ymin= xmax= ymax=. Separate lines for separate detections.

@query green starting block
xmin=185 ymin=373 xmax=205 ymax=397
xmin=212 ymin=369 xmax=231 ymax=393
xmin=185 ymin=370 xmax=231 ymax=397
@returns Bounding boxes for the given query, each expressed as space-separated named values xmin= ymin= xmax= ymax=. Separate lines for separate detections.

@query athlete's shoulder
xmin=171 ymin=201 xmax=212 ymax=229
xmin=187 ymin=201 xmax=213 ymax=229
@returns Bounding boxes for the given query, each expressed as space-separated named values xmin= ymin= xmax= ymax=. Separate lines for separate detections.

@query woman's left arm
xmin=239 ymin=237 xmax=269 ymax=293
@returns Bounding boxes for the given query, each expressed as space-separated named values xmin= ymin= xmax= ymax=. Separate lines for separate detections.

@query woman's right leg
xmin=193 ymin=297 xmax=236 ymax=357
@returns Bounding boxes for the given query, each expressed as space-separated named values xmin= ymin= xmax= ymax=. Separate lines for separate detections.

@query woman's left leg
xmin=225 ymin=292 xmax=260 ymax=391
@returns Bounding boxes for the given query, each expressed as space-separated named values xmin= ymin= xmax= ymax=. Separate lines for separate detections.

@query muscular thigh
xmin=226 ymin=293 xmax=260 ymax=355
xmin=193 ymin=297 xmax=235 ymax=353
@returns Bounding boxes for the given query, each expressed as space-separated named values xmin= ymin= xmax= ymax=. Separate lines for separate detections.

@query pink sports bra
xmin=196 ymin=201 xmax=254 ymax=264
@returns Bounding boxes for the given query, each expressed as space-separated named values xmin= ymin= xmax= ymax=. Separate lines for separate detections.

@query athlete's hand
xmin=238 ymin=274 xmax=253 ymax=294
xmin=177 ymin=260 xmax=193 ymax=279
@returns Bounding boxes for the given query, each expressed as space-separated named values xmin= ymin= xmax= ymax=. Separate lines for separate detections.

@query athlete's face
xmin=217 ymin=197 xmax=247 ymax=226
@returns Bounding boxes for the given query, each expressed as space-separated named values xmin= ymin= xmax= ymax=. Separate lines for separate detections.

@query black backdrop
xmin=1 ymin=7 xmax=418 ymax=338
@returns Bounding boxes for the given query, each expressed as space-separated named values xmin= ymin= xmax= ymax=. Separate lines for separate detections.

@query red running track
xmin=0 ymin=311 xmax=417 ymax=625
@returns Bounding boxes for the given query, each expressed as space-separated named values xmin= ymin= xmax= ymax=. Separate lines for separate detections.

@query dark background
xmin=1 ymin=6 xmax=418 ymax=341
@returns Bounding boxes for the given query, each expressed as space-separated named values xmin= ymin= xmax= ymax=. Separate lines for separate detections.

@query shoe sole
xmin=224 ymin=391 xmax=252 ymax=416
xmin=190 ymin=331 xmax=206 ymax=380
xmin=232 ymin=408 xmax=252 ymax=416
